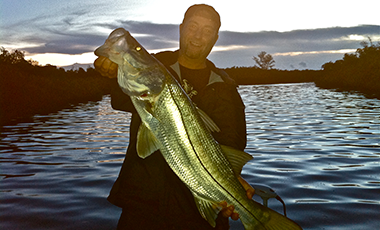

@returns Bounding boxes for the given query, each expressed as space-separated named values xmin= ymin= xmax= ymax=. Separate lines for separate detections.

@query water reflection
xmin=0 ymin=97 xmax=129 ymax=230
xmin=236 ymin=83 xmax=380 ymax=229
xmin=1 ymin=83 xmax=380 ymax=230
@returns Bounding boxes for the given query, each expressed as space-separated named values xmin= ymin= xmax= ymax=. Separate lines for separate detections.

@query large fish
xmin=95 ymin=28 xmax=302 ymax=230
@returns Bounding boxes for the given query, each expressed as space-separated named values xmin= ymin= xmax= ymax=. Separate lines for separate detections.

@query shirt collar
xmin=169 ymin=61 xmax=224 ymax=86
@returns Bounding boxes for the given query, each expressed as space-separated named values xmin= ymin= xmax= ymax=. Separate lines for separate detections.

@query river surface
xmin=1 ymin=83 xmax=379 ymax=230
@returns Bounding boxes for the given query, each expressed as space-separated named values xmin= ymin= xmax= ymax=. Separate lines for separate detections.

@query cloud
xmin=218 ymin=25 xmax=380 ymax=53
xmin=213 ymin=25 xmax=379 ymax=68
xmin=1 ymin=13 xmax=379 ymax=69
xmin=299 ymin=62 xmax=307 ymax=68
xmin=118 ymin=21 xmax=179 ymax=49
xmin=1 ymin=17 xmax=179 ymax=55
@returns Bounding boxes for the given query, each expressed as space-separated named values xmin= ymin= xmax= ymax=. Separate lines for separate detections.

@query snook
xmin=95 ymin=28 xmax=302 ymax=230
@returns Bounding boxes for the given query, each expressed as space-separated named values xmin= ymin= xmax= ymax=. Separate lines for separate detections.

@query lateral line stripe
xmin=168 ymin=81 xmax=263 ymax=226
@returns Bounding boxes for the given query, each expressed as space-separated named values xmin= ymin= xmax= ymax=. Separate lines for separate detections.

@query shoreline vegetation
xmin=1 ymin=41 xmax=379 ymax=125
xmin=0 ymin=48 xmax=115 ymax=125
xmin=226 ymin=40 xmax=379 ymax=98
xmin=315 ymin=40 xmax=380 ymax=97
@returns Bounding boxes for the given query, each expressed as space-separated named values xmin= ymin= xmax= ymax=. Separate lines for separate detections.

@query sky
xmin=1 ymin=0 xmax=379 ymax=70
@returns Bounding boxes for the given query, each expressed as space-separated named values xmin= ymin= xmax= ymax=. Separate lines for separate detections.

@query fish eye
xmin=136 ymin=46 xmax=141 ymax=51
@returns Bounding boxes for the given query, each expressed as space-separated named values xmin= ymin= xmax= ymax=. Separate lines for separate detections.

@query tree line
xmin=0 ymin=47 xmax=115 ymax=124
xmin=225 ymin=67 xmax=320 ymax=85
xmin=227 ymin=39 xmax=379 ymax=98
xmin=315 ymin=39 xmax=380 ymax=96
xmin=226 ymin=51 xmax=321 ymax=84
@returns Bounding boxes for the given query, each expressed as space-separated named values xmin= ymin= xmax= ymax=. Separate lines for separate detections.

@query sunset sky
xmin=1 ymin=0 xmax=379 ymax=69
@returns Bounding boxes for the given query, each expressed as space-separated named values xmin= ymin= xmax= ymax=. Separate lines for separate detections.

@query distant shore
xmin=226 ymin=41 xmax=380 ymax=98
xmin=0 ymin=61 xmax=114 ymax=125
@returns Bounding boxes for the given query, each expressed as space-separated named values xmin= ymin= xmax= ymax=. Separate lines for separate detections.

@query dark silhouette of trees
xmin=224 ymin=66 xmax=319 ymax=85
xmin=253 ymin=51 xmax=275 ymax=70
xmin=0 ymin=47 xmax=27 ymax=65
xmin=225 ymin=38 xmax=379 ymax=99
xmin=316 ymin=38 xmax=380 ymax=96
xmin=0 ymin=48 xmax=115 ymax=124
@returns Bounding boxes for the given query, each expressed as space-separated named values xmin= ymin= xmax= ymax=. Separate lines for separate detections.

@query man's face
xmin=179 ymin=14 xmax=219 ymax=62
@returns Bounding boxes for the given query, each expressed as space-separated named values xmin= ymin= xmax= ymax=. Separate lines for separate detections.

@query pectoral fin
xmin=221 ymin=145 xmax=253 ymax=176
xmin=136 ymin=123 xmax=160 ymax=159
xmin=193 ymin=194 xmax=222 ymax=227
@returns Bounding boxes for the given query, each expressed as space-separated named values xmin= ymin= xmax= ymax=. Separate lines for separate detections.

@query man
xmin=95 ymin=4 xmax=254 ymax=230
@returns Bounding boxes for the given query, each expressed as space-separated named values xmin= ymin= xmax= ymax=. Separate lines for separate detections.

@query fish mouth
xmin=94 ymin=45 xmax=110 ymax=59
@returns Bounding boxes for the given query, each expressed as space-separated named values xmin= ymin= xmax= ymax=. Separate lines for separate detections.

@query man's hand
xmin=219 ymin=201 xmax=240 ymax=221
xmin=238 ymin=176 xmax=255 ymax=200
xmin=94 ymin=56 xmax=118 ymax=78
xmin=219 ymin=176 xmax=255 ymax=220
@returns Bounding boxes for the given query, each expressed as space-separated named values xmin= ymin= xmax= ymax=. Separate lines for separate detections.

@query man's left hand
xmin=219 ymin=176 xmax=255 ymax=220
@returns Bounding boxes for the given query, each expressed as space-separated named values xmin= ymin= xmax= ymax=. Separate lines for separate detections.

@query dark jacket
xmin=108 ymin=51 xmax=247 ymax=230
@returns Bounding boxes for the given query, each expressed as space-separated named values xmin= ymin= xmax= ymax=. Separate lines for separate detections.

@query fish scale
xmin=154 ymin=75 xmax=265 ymax=224
xmin=155 ymin=82 xmax=214 ymax=195
xmin=163 ymin=78 xmax=270 ymax=229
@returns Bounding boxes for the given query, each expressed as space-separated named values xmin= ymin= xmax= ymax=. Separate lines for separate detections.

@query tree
xmin=27 ymin=59 xmax=40 ymax=66
xmin=0 ymin=47 xmax=27 ymax=65
xmin=318 ymin=37 xmax=380 ymax=95
xmin=253 ymin=51 xmax=275 ymax=70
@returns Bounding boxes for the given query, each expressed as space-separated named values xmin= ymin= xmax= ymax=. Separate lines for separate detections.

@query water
xmin=1 ymin=83 xmax=379 ymax=229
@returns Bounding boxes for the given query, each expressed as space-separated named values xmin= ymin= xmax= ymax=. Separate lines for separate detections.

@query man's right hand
xmin=94 ymin=56 xmax=118 ymax=78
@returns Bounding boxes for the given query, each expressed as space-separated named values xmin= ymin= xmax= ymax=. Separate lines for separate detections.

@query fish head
xmin=95 ymin=28 xmax=165 ymax=99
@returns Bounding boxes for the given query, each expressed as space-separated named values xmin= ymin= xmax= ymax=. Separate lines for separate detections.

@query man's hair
xmin=183 ymin=4 xmax=221 ymax=29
